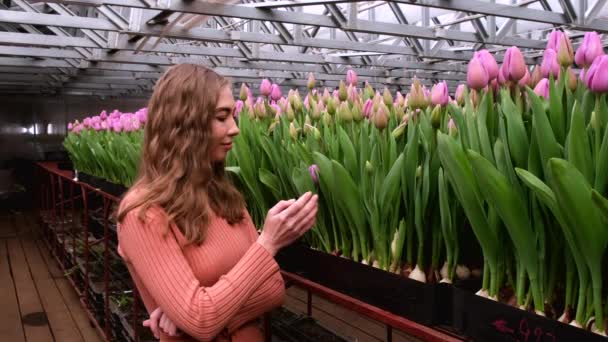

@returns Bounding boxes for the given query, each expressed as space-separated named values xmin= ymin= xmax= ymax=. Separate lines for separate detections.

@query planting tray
xmin=276 ymin=243 xmax=438 ymax=326
xmin=78 ymin=172 xmax=127 ymax=197
xmin=448 ymin=286 xmax=608 ymax=342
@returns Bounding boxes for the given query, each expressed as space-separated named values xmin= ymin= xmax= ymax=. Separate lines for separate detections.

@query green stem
xmin=575 ymin=267 xmax=589 ymax=324
xmin=565 ymin=250 xmax=575 ymax=310
xmin=592 ymin=269 xmax=605 ymax=332
xmin=482 ymin=259 xmax=490 ymax=292
xmin=516 ymin=258 xmax=526 ymax=307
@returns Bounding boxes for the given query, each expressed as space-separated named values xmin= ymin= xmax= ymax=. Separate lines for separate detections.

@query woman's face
xmin=210 ymin=86 xmax=240 ymax=162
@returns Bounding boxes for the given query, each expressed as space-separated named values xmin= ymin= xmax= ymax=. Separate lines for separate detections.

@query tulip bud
xmin=533 ymin=78 xmax=550 ymax=99
xmin=408 ymin=78 xmax=427 ymax=109
xmin=338 ymin=102 xmax=353 ymax=122
xmin=286 ymin=103 xmax=296 ymax=122
xmin=312 ymin=126 xmax=321 ymax=140
xmin=307 ymin=73 xmax=316 ymax=90
xmin=585 ymin=55 xmax=608 ymax=93
xmin=448 ymin=117 xmax=457 ymax=137
xmin=268 ymin=121 xmax=279 ymax=134
xmin=396 ymin=91 xmax=405 ymax=108
xmin=541 ymin=49 xmax=560 ymax=79
xmin=304 ymin=116 xmax=313 ymax=135
xmin=575 ymin=32 xmax=604 ymax=69
xmin=346 ymin=70 xmax=358 ymax=86
xmin=431 ymin=81 xmax=449 ymax=106
xmin=391 ymin=122 xmax=407 ymax=138
xmin=309 ymin=96 xmax=317 ymax=112
xmin=474 ymin=50 xmax=499 ymax=80
xmin=403 ymin=112 xmax=411 ymax=125
xmin=254 ymin=102 xmax=267 ymax=119
xmin=365 ymin=160 xmax=373 ymax=173
xmin=529 ymin=65 xmax=543 ymax=88
xmin=557 ymin=33 xmax=574 ymax=67
xmin=567 ymin=68 xmax=578 ymax=91
xmin=338 ymin=80 xmax=348 ymax=102
xmin=502 ymin=46 xmax=527 ymax=82
xmin=260 ymin=79 xmax=272 ymax=97
xmin=327 ymin=98 xmax=337 ymax=115
xmin=431 ymin=105 xmax=442 ymax=130
xmin=289 ymin=122 xmax=298 ymax=140
xmin=352 ymin=101 xmax=363 ymax=122
xmin=362 ymin=99 xmax=373 ymax=119
xmin=322 ymin=111 xmax=332 ymax=125
xmin=322 ymin=88 xmax=331 ymax=104
xmin=347 ymin=84 xmax=358 ymax=103
xmin=246 ymin=103 xmax=255 ymax=119
xmin=308 ymin=164 xmax=320 ymax=185
xmin=293 ymin=93 xmax=303 ymax=113
xmin=467 ymin=56 xmax=489 ymax=90
xmin=364 ymin=82 xmax=374 ymax=99
xmin=372 ymin=105 xmax=389 ymax=131
xmin=455 ymin=84 xmax=466 ymax=106
xmin=395 ymin=106 xmax=405 ymax=122
xmin=312 ymin=100 xmax=323 ymax=120
xmin=383 ymin=87 xmax=393 ymax=107
xmin=239 ymin=83 xmax=248 ymax=101
xmin=518 ymin=69 xmax=531 ymax=87
xmin=546 ymin=30 xmax=562 ymax=51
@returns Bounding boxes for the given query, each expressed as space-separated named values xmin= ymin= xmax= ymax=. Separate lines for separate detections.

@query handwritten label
xmin=491 ymin=318 xmax=556 ymax=342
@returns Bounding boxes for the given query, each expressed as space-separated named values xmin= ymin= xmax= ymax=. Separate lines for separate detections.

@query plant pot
xmin=450 ymin=286 xmax=608 ymax=341
xmin=276 ymin=243 xmax=438 ymax=325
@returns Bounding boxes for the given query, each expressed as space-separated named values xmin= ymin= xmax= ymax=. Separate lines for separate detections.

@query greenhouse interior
xmin=3 ymin=0 xmax=608 ymax=341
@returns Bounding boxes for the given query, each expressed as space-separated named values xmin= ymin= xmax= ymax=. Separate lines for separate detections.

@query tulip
xmin=286 ymin=103 xmax=295 ymax=121
xmin=101 ymin=121 xmax=108 ymax=130
xmin=322 ymin=111 xmax=332 ymax=125
xmin=383 ymin=87 xmax=393 ymax=107
xmin=112 ymin=121 xmax=123 ymax=133
xmin=541 ymin=49 xmax=560 ymax=79
xmin=372 ymin=104 xmax=389 ymax=131
xmin=322 ymin=88 xmax=331 ymax=105
xmin=235 ymin=100 xmax=244 ymax=118
xmin=270 ymin=103 xmax=281 ymax=117
xmin=363 ymin=99 xmax=373 ymax=118
xmin=352 ymin=100 xmax=363 ymax=122
xmin=364 ymin=81 xmax=374 ymax=99
xmin=546 ymin=30 xmax=564 ymax=51
xmin=467 ymin=56 xmax=489 ymax=90
xmin=254 ymin=101 xmax=267 ymax=119
xmin=270 ymin=84 xmax=282 ymax=102
xmin=455 ymin=84 xmax=466 ymax=105
xmin=289 ymin=122 xmax=298 ymax=140
xmin=338 ymin=102 xmax=353 ymax=122
xmin=326 ymin=98 xmax=337 ymax=115
xmin=309 ymin=164 xmax=320 ymax=185
xmin=575 ymin=32 xmax=604 ymax=69
xmin=408 ymin=78 xmax=427 ymax=109
xmin=431 ymin=105 xmax=442 ymax=130
xmin=474 ymin=50 xmax=499 ymax=80
xmin=307 ymin=73 xmax=316 ymax=90
xmin=431 ymin=81 xmax=449 ymax=106
xmin=533 ymin=78 xmax=550 ymax=99
xmin=346 ymin=69 xmax=358 ymax=86
xmin=240 ymin=83 xmax=248 ymax=101
xmin=67 ymin=122 xmax=73 ymax=131
xmin=348 ymin=85 xmax=358 ymax=102
xmin=498 ymin=65 xmax=507 ymax=85
xmin=303 ymin=115 xmax=312 ymax=134
xmin=83 ymin=117 xmax=91 ymax=128
xmin=448 ymin=117 xmax=457 ymax=137
xmin=338 ymin=80 xmax=348 ymax=102
xmin=518 ymin=69 xmax=531 ymax=87
xmin=132 ymin=119 xmax=141 ymax=131
xmin=567 ymin=68 xmax=578 ymax=91
xmin=585 ymin=55 xmax=608 ymax=93
xmin=502 ymin=46 xmax=527 ymax=82
xmin=557 ymin=33 xmax=574 ymax=67
xmin=99 ymin=110 xmax=108 ymax=120
xmin=395 ymin=91 xmax=405 ymax=107
xmin=529 ymin=65 xmax=543 ymax=88
xmin=260 ymin=79 xmax=272 ymax=97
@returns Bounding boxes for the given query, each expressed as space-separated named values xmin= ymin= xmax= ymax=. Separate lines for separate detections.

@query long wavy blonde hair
xmin=117 ymin=64 xmax=245 ymax=245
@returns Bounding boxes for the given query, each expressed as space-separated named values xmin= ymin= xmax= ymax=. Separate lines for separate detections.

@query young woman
xmin=116 ymin=64 xmax=318 ymax=341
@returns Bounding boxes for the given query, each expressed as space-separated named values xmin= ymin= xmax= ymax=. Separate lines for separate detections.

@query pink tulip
xmin=448 ymin=117 xmax=457 ymax=137
xmin=502 ymin=46 xmax=527 ymax=82
xmin=575 ymin=32 xmax=604 ymax=69
xmin=557 ymin=34 xmax=574 ymax=66
xmin=235 ymin=100 xmax=244 ymax=118
xmin=546 ymin=30 xmax=564 ymax=51
xmin=585 ymin=55 xmax=608 ymax=93
xmin=101 ymin=121 xmax=109 ymax=130
xmin=99 ymin=110 xmax=107 ymax=120
xmin=132 ymin=119 xmax=141 ymax=131
xmin=67 ymin=122 xmax=73 ymax=131
xmin=346 ymin=70 xmax=358 ymax=86
xmin=83 ymin=117 xmax=91 ymax=127
xmin=309 ymin=164 xmax=320 ymax=185
xmin=431 ymin=81 xmax=449 ymax=106
xmin=467 ymin=56 xmax=489 ymax=90
xmin=112 ymin=121 xmax=123 ymax=133
xmin=498 ymin=65 xmax=507 ymax=85
xmin=533 ymin=78 xmax=550 ymax=99
xmin=270 ymin=84 xmax=282 ymax=102
xmin=363 ymin=99 xmax=373 ymax=118
xmin=455 ymin=84 xmax=466 ymax=105
xmin=518 ymin=69 xmax=531 ymax=86
xmin=474 ymin=50 xmax=499 ymax=80
xmin=541 ymin=49 xmax=561 ymax=78
xmin=260 ymin=79 xmax=272 ymax=97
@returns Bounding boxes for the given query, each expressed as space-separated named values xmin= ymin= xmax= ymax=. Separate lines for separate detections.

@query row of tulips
xmin=62 ymin=29 xmax=608 ymax=336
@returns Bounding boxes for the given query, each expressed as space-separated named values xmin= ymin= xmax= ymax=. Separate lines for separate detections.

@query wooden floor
xmin=0 ymin=210 xmax=103 ymax=342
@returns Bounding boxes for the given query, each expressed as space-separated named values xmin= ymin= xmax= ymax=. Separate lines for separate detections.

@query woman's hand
xmin=143 ymin=307 xmax=181 ymax=338
xmin=257 ymin=192 xmax=318 ymax=256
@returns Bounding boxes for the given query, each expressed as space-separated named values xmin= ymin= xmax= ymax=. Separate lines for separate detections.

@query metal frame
xmin=0 ymin=0 xmax=605 ymax=98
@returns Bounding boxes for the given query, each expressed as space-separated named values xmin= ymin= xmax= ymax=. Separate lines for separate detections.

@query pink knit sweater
xmin=117 ymin=199 xmax=285 ymax=342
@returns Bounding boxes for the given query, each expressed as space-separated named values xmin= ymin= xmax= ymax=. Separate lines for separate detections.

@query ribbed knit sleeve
xmin=118 ymin=208 xmax=280 ymax=341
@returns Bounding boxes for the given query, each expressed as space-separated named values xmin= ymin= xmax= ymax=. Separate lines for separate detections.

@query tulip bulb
xmin=408 ymin=265 xmax=427 ymax=283
xmin=455 ymin=265 xmax=471 ymax=280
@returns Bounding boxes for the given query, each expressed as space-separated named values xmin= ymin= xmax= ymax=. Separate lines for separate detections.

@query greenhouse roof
xmin=0 ymin=0 xmax=606 ymax=98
